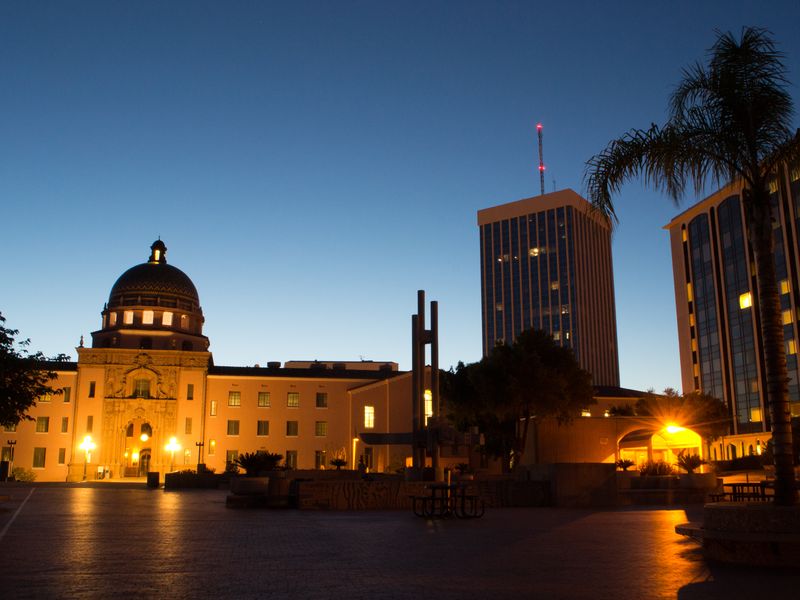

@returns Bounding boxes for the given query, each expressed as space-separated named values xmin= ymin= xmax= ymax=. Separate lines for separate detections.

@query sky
xmin=2 ymin=1 xmax=800 ymax=393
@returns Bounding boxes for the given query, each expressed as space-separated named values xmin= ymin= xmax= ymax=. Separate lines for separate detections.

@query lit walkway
xmin=0 ymin=486 xmax=798 ymax=599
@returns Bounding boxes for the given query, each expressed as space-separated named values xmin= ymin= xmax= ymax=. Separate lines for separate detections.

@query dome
xmin=107 ymin=240 xmax=200 ymax=310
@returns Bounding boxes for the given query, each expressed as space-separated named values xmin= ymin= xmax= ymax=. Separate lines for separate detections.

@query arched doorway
xmin=138 ymin=449 xmax=151 ymax=476
xmin=123 ymin=419 xmax=155 ymax=477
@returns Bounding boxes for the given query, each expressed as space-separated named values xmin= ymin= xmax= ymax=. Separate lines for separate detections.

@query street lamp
xmin=6 ymin=440 xmax=16 ymax=482
xmin=79 ymin=435 xmax=96 ymax=481
xmin=165 ymin=437 xmax=181 ymax=473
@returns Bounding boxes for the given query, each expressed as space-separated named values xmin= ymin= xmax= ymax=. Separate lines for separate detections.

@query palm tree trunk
xmin=747 ymin=190 xmax=798 ymax=505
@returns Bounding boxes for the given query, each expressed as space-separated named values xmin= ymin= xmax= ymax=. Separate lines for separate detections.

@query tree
xmin=585 ymin=28 xmax=800 ymax=504
xmin=442 ymin=329 xmax=594 ymax=470
xmin=0 ymin=312 xmax=68 ymax=427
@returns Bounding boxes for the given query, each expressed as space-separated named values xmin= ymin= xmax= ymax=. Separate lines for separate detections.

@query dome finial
xmin=149 ymin=239 xmax=167 ymax=264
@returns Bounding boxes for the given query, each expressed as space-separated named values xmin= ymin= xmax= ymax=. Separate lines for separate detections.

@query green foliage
xmin=442 ymin=329 xmax=595 ymax=469
xmin=639 ymin=460 xmax=675 ymax=477
xmin=329 ymin=458 xmax=347 ymax=470
xmin=635 ymin=388 xmax=729 ymax=439
xmin=676 ymin=450 xmax=707 ymax=474
xmin=11 ymin=466 xmax=36 ymax=482
xmin=616 ymin=459 xmax=635 ymax=471
xmin=235 ymin=451 xmax=283 ymax=476
xmin=608 ymin=404 xmax=635 ymax=417
xmin=0 ymin=312 xmax=70 ymax=427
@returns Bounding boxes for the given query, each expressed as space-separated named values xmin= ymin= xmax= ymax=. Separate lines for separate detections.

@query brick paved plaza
xmin=1 ymin=485 xmax=798 ymax=599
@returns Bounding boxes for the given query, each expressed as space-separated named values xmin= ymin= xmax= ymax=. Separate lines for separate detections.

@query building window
xmin=226 ymin=449 xmax=238 ymax=466
xmin=39 ymin=392 xmax=51 ymax=403
xmin=315 ymin=450 xmax=326 ymax=469
xmin=180 ymin=314 xmax=189 ymax=329
xmin=187 ymin=383 xmax=194 ymax=400
xmin=62 ymin=387 xmax=71 ymax=403
xmin=88 ymin=381 xmax=96 ymax=398
xmin=210 ymin=399 xmax=218 ymax=416
xmin=258 ymin=392 xmax=271 ymax=407
xmin=228 ymin=391 xmax=241 ymax=407
xmin=286 ymin=420 xmax=299 ymax=436
xmin=287 ymin=392 xmax=300 ymax=408
xmin=61 ymin=417 xmax=69 ymax=433
xmin=133 ymin=379 xmax=150 ymax=398
xmin=109 ymin=312 xmax=117 ymax=326
xmin=36 ymin=417 xmax=49 ymax=433
xmin=424 ymin=390 xmax=433 ymax=425
xmin=32 ymin=447 xmax=46 ymax=469
xmin=227 ymin=420 xmax=240 ymax=436
xmin=4 ymin=423 xmax=17 ymax=432
xmin=185 ymin=417 xmax=192 ymax=435
xmin=162 ymin=311 xmax=173 ymax=326
xmin=142 ymin=310 xmax=154 ymax=325
xmin=86 ymin=415 xmax=93 ymax=432
xmin=364 ymin=406 xmax=375 ymax=429
xmin=316 ymin=392 xmax=328 ymax=408
xmin=124 ymin=310 xmax=134 ymax=324
xmin=364 ymin=447 xmax=374 ymax=470
xmin=315 ymin=421 xmax=327 ymax=437
xmin=780 ymin=279 xmax=791 ymax=295
xmin=208 ymin=439 xmax=216 ymax=456
xmin=257 ymin=420 xmax=270 ymax=436
xmin=58 ymin=448 xmax=66 ymax=465
xmin=285 ymin=450 xmax=297 ymax=469
xmin=739 ymin=291 xmax=752 ymax=309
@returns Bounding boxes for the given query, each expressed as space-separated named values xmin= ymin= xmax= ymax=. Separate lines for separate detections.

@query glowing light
xmin=536 ymin=123 xmax=542 ymax=130
xmin=140 ymin=433 xmax=149 ymax=442
xmin=581 ymin=409 xmax=592 ymax=417
xmin=739 ymin=292 xmax=752 ymax=309
xmin=665 ymin=424 xmax=685 ymax=434
xmin=424 ymin=389 xmax=433 ymax=425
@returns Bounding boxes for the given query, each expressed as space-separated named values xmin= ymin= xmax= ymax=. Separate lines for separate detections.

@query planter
xmin=230 ymin=476 xmax=269 ymax=496
xmin=267 ymin=470 xmax=290 ymax=507
xmin=679 ymin=473 xmax=719 ymax=490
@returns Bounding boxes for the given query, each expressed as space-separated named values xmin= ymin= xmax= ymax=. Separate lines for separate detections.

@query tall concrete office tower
xmin=666 ymin=164 xmax=800 ymax=456
xmin=478 ymin=189 xmax=620 ymax=386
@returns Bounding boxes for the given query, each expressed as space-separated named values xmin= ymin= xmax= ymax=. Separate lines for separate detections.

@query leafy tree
xmin=585 ymin=28 xmax=800 ymax=504
xmin=442 ymin=329 xmax=594 ymax=470
xmin=0 ymin=312 xmax=68 ymax=427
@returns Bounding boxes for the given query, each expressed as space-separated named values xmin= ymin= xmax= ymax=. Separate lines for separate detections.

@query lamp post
xmin=79 ymin=435 xmax=96 ymax=481
xmin=6 ymin=440 xmax=16 ymax=481
xmin=195 ymin=441 xmax=204 ymax=471
xmin=351 ymin=437 xmax=359 ymax=470
xmin=165 ymin=437 xmax=181 ymax=473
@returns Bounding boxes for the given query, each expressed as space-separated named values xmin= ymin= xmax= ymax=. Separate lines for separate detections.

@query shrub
xmin=235 ymin=451 xmax=283 ymax=476
xmin=639 ymin=460 xmax=675 ymax=477
xmin=616 ymin=459 xmax=635 ymax=471
xmin=676 ymin=450 xmax=707 ymax=474
xmin=12 ymin=467 xmax=36 ymax=482
xmin=330 ymin=458 xmax=347 ymax=470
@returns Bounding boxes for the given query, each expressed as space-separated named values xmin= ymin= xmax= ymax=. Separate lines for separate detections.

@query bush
xmin=11 ymin=467 xmax=36 ymax=482
xmin=235 ymin=451 xmax=283 ymax=476
xmin=329 ymin=458 xmax=347 ymax=470
xmin=616 ymin=459 xmax=635 ymax=471
xmin=639 ymin=460 xmax=675 ymax=476
xmin=676 ymin=450 xmax=707 ymax=474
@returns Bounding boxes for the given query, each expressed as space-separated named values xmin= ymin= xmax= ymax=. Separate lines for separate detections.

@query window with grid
xmin=316 ymin=392 xmax=328 ymax=408
xmin=364 ymin=406 xmax=375 ymax=429
xmin=210 ymin=400 xmax=217 ymax=416
xmin=257 ymin=420 xmax=270 ymax=436
xmin=33 ymin=447 xmax=46 ymax=469
xmin=258 ymin=392 xmax=271 ymax=407
xmin=228 ymin=391 xmax=241 ymax=406
xmin=225 ymin=449 xmax=237 ymax=465
xmin=133 ymin=379 xmax=150 ymax=398
xmin=36 ymin=417 xmax=49 ymax=433
xmin=286 ymin=420 xmax=299 ymax=436
xmin=315 ymin=450 xmax=326 ymax=469
xmin=315 ymin=421 xmax=327 ymax=437
xmin=287 ymin=392 xmax=300 ymax=408
xmin=285 ymin=450 xmax=297 ymax=469
xmin=227 ymin=420 xmax=240 ymax=435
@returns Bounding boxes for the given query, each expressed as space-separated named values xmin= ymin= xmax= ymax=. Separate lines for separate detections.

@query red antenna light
xmin=537 ymin=122 xmax=545 ymax=195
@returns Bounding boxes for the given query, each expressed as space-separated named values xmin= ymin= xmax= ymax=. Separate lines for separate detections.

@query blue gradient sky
xmin=2 ymin=2 xmax=799 ymax=392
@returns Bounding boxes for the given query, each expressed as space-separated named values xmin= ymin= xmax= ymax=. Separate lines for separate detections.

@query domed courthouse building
xmin=3 ymin=241 xmax=416 ymax=482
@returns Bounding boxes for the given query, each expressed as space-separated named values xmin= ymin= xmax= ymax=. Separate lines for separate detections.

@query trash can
xmin=147 ymin=471 xmax=160 ymax=488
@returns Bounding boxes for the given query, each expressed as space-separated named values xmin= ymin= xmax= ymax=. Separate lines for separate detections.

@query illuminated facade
xmin=478 ymin=189 xmax=620 ymax=386
xmin=666 ymin=163 xmax=800 ymax=456
xmin=0 ymin=241 xmax=416 ymax=481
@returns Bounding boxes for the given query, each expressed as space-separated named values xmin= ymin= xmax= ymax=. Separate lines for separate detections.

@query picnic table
xmin=710 ymin=481 xmax=773 ymax=502
xmin=411 ymin=483 xmax=485 ymax=519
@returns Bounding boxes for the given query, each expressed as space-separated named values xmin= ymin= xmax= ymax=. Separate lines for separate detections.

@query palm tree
xmin=585 ymin=28 xmax=800 ymax=505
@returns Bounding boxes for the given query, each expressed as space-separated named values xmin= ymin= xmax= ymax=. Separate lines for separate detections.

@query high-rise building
xmin=666 ymin=163 xmax=800 ymax=456
xmin=477 ymin=189 xmax=620 ymax=386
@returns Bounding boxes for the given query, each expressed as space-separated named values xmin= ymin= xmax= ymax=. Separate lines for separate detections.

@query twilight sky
xmin=2 ymin=1 xmax=800 ymax=393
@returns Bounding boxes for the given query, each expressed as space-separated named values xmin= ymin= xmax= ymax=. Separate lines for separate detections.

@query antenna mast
xmin=537 ymin=122 xmax=545 ymax=196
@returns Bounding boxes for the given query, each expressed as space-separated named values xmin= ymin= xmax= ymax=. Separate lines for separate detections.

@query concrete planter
xmin=678 ymin=473 xmax=719 ymax=490
xmin=230 ymin=476 xmax=269 ymax=496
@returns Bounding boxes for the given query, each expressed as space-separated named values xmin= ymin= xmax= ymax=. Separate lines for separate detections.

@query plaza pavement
xmin=0 ymin=484 xmax=798 ymax=599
